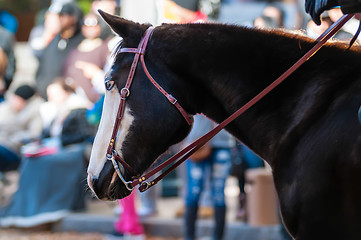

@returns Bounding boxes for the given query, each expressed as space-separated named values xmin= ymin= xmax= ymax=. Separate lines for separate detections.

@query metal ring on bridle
xmin=120 ymin=88 xmax=130 ymax=99
xmin=108 ymin=153 xmax=135 ymax=191
xmin=139 ymin=181 xmax=151 ymax=191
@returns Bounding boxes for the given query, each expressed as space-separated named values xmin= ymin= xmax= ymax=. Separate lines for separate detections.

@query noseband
xmin=106 ymin=14 xmax=355 ymax=193
xmin=106 ymin=26 xmax=193 ymax=191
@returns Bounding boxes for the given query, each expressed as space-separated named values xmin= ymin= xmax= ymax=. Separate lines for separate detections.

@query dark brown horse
xmin=87 ymin=11 xmax=361 ymax=240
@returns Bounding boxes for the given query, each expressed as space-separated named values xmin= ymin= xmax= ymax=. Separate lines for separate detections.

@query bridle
xmin=105 ymin=14 xmax=355 ymax=193
xmin=105 ymin=26 xmax=193 ymax=191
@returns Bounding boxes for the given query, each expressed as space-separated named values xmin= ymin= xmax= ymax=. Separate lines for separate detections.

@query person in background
xmin=0 ymin=26 xmax=16 ymax=101
xmin=184 ymin=114 xmax=235 ymax=240
xmin=253 ymin=15 xmax=281 ymax=29
xmin=262 ymin=5 xmax=284 ymax=28
xmin=63 ymin=13 xmax=110 ymax=103
xmin=113 ymin=192 xmax=145 ymax=240
xmin=28 ymin=3 xmax=62 ymax=59
xmin=163 ymin=0 xmax=207 ymax=23
xmin=166 ymin=0 xmax=217 ymax=22
xmin=35 ymin=2 xmax=84 ymax=99
xmin=0 ymin=79 xmax=94 ymax=229
xmin=0 ymin=85 xmax=44 ymax=172
xmin=253 ymin=5 xmax=284 ymax=29
xmin=0 ymin=9 xmax=18 ymax=34
xmin=40 ymin=78 xmax=92 ymax=138
xmin=0 ymin=47 xmax=7 ymax=102
xmin=229 ymin=142 xmax=264 ymax=221
xmin=91 ymin=0 xmax=117 ymax=39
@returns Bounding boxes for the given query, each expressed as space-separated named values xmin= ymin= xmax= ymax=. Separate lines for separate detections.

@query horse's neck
xmin=174 ymin=27 xmax=309 ymax=160
xmin=161 ymin=24 xmax=357 ymax=164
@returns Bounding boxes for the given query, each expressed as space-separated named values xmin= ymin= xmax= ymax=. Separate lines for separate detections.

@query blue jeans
xmin=0 ymin=145 xmax=21 ymax=172
xmin=185 ymin=148 xmax=231 ymax=208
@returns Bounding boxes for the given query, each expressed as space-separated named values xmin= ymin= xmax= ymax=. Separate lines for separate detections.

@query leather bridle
xmin=105 ymin=26 xmax=193 ymax=191
xmin=105 ymin=14 xmax=355 ymax=193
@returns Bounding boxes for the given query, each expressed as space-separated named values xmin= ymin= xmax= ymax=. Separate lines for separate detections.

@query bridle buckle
xmin=167 ymin=94 xmax=177 ymax=105
xmin=139 ymin=181 xmax=151 ymax=192
xmin=120 ymin=88 xmax=130 ymax=100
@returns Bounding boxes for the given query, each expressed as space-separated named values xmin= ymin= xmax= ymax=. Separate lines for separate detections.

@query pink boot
xmin=114 ymin=191 xmax=144 ymax=236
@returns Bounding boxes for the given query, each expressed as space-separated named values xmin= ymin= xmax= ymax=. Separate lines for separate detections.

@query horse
xmin=87 ymin=11 xmax=361 ymax=240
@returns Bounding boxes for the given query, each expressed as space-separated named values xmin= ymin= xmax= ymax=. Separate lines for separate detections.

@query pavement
xmin=51 ymin=179 xmax=284 ymax=240
xmin=54 ymin=212 xmax=283 ymax=240
xmin=1 ymin=170 xmax=284 ymax=240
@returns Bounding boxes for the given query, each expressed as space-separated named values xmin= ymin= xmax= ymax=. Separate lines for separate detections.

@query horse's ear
xmin=98 ymin=10 xmax=137 ymax=38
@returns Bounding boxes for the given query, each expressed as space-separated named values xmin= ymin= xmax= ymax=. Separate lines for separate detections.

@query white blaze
xmin=87 ymin=86 xmax=134 ymax=191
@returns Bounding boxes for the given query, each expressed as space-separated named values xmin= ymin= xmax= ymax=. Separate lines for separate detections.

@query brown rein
xmin=108 ymin=14 xmax=355 ymax=192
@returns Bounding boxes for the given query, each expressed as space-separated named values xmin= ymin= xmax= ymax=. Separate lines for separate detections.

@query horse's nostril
xmin=91 ymin=176 xmax=98 ymax=190
xmin=87 ymin=173 xmax=99 ymax=192
xmin=90 ymin=175 xmax=106 ymax=199
xmin=88 ymin=161 xmax=128 ymax=200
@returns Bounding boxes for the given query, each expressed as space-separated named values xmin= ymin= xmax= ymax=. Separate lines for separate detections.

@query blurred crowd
xmin=0 ymin=0 xmax=359 ymax=239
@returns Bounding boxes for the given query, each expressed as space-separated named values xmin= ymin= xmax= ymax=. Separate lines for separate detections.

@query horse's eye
xmin=105 ymin=80 xmax=115 ymax=91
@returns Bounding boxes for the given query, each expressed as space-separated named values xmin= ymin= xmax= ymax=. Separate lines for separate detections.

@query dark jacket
xmin=35 ymin=30 xmax=84 ymax=99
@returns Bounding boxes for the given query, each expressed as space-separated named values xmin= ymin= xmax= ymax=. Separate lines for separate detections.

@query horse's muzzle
xmin=88 ymin=160 xmax=131 ymax=200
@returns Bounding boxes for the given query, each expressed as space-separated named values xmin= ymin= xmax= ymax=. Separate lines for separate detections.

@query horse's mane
xmin=157 ymin=21 xmax=360 ymax=56
xmin=112 ymin=20 xmax=360 ymax=68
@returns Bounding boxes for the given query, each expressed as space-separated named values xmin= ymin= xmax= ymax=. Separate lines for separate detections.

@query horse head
xmin=87 ymin=11 xmax=194 ymax=200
